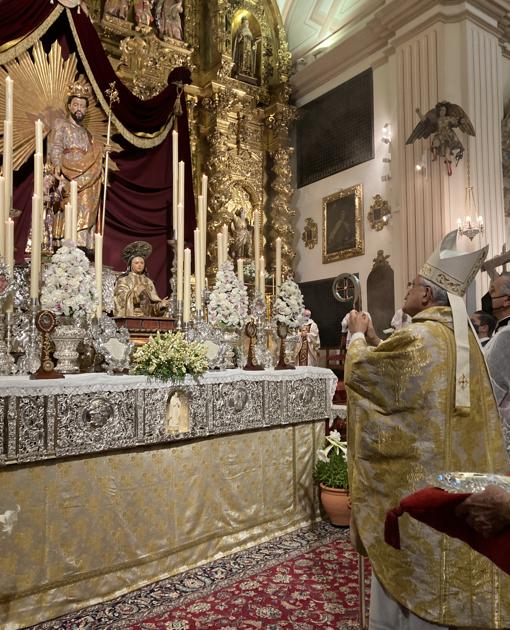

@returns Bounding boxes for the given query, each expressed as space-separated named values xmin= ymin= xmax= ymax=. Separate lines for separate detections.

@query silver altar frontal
xmin=0 ymin=367 xmax=336 ymax=466
xmin=0 ymin=367 xmax=335 ymax=629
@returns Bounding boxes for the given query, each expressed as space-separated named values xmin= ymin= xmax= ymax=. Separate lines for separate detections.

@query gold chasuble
xmin=346 ymin=306 xmax=510 ymax=628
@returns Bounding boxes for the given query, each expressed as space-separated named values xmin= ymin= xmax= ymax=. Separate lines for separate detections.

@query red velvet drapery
xmin=1 ymin=1 xmax=196 ymax=295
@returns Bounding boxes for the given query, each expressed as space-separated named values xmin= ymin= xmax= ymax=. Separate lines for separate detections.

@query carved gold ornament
xmin=368 ymin=194 xmax=391 ymax=231
xmin=301 ymin=218 xmax=318 ymax=249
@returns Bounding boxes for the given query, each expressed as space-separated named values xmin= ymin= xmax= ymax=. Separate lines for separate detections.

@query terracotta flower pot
xmin=319 ymin=483 xmax=350 ymax=526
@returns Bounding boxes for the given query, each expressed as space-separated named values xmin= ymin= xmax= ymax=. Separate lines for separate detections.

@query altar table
xmin=0 ymin=367 xmax=336 ymax=629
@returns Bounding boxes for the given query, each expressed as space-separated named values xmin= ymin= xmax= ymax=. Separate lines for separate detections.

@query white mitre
xmin=420 ymin=230 xmax=488 ymax=409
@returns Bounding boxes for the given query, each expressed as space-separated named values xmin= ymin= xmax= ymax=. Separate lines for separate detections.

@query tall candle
xmin=35 ymin=119 xmax=44 ymax=155
xmin=172 ymin=129 xmax=178 ymax=239
xmin=237 ymin=258 xmax=244 ymax=284
xmin=200 ymin=190 xmax=207 ymax=283
xmin=178 ymin=160 xmax=185 ymax=205
xmin=64 ymin=203 xmax=72 ymax=241
xmin=34 ymin=152 xmax=44 ymax=200
xmin=176 ymin=202 xmax=184 ymax=302
xmin=275 ymin=237 xmax=282 ymax=290
xmin=0 ymin=176 xmax=5 ymax=258
xmin=183 ymin=247 xmax=191 ymax=323
xmin=30 ymin=194 xmax=41 ymax=299
xmin=3 ymin=120 xmax=12 ymax=227
xmin=94 ymin=232 xmax=103 ymax=319
xmin=70 ymin=180 xmax=78 ymax=242
xmin=217 ymin=232 xmax=223 ymax=269
xmin=253 ymin=210 xmax=260 ymax=292
xmin=194 ymin=228 xmax=202 ymax=313
xmin=5 ymin=76 xmax=13 ymax=122
xmin=259 ymin=255 xmax=265 ymax=295
xmin=5 ymin=218 xmax=14 ymax=273
xmin=222 ymin=223 xmax=229 ymax=262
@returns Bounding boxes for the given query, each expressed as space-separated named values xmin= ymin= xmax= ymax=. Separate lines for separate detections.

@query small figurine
xmin=406 ymin=101 xmax=475 ymax=175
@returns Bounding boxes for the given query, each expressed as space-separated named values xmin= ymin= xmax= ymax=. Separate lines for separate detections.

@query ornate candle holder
xmin=175 ymin=299 xmax=183 ymax=331
xmin=30 ymin=310 xmax=64 ymax=379
xmin=275 ymin=321 xmax=295 ymax=370
xmin=243 ymin=320 xmax=263 ymax=371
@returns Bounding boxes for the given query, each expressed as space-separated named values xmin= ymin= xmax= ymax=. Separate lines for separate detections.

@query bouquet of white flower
xmin=273 ymin=278 xmax=304 ymax=327
xmin=132 ymin=331 xmax=208 ymax=379
xmin=208 ymin=260 xmax=249 ymax=329
xmin=40 ymin=244 xmax=97 ymax=319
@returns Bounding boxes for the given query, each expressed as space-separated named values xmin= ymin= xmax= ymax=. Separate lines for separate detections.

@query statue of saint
xmin=114 ymin=241 xmax=170 ymax=317
xmin=134 ymin=0 xmax=154 ymax=27
xmin=232 ymin=17 xmax=257 ymax=78
xmin=155 ymin=0 xmax=183 ymax=40
xmin=104 ymin=0 xmax=130 ymax=19
xmin=229 ymin=208 xmax=252 ymax=259
xmin=46 ymin=82 xmax=103 ymax=250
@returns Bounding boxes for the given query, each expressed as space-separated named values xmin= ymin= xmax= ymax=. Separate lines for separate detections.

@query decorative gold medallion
xmin=368 ymin=194 xmax=391 ymax=231
xmin=301 ymin=218 xmax=318 ymax=249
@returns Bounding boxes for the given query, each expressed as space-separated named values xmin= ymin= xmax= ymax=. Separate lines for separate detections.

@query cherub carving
xmin=406 ymin=101 xmax=475 ymax=175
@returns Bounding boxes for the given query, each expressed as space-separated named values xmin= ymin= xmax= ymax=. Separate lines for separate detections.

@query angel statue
xmin=0 ymin=40 xmax=118 ymax=250
xmin=406 ymin=101 xmax=475 ymax=176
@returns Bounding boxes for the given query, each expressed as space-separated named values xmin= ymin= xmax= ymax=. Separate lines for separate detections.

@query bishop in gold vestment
xmin=346 ymin=307 xmax=510 ymax=627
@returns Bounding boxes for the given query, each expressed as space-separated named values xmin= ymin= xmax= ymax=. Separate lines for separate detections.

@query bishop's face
xmin=402 ymin=276 xmax=429 ymax=317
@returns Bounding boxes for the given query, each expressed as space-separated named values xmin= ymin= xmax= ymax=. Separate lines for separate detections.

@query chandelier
xmin=457 ymin=151 xmax=484 ymax=241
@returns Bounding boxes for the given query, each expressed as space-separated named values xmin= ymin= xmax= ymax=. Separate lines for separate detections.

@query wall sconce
xmin=381 ymin=123 xmax=391 ymax=144
xmin=368 ymin=194 xmax=392 ymax=231
xmin=415 ymin=150 xmax=429 ymax=177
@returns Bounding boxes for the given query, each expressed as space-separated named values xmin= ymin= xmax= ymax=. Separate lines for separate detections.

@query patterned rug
xmin=32 ymin=521 xmax=370 ymax=629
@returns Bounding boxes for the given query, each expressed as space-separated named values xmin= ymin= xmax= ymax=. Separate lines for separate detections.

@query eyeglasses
xmin=490 ymin=294 xmax=509 ymax=301
xmin=407 ymin=281 xmax=428 ymax=290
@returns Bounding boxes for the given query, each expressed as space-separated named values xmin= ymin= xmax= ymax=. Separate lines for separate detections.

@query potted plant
xmin=314 ymin=430 xmax=350 ymax=526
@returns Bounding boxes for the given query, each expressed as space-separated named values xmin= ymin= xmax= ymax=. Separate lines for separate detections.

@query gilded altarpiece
xmin=88 ymin=0 xmax=296 ymax=277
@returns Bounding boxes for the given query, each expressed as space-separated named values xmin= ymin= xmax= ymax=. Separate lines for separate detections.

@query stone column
xmin=393 ymin=1 xmax=507 ymax=298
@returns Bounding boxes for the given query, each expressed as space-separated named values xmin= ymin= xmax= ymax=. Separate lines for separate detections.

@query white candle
xmin=64 ymin=203 xmax=72 ymax=241
xmin=183 ymin=247 xmax=191 ymax=323
xmin=5 ymin=76 xmax=13 ymax=122
xmin=0 ymin=177 xmax=5 ymax=258
xmin=70 ymin=180 xmax=78 ymax=241
xmin=253 ymin=210 xmax=260 ymax=292
xmin=35 ymin=119 xmax=44 ymax=155
xmin=222 ymin=223 xmax=229 ymax=261
xmin=176 ymin=202 xmax=184 ymax=303
xmin=200 ymin=191 xmax=207 ymax=284
xmin=178 ymin=160 xmax=185 ymax=206
xmin=34 ymin=152 xmax=43 ymax=200
xmin=217 ymin=232 xmax=223 ymax=269
xmin=259 ymin=255 xmax=265 ymax=295
xmin=5 ymin=218 xmax=14 ymax=273
xmin=275 ymin=237 xmax=282 ymax=290
xmin=30 ymin=194 xmax=41 ymax=299
xmin=3 ymin=119 xmax=12 ymax=227
xmin=237 ymin=258 xmax=244 ymax=284
xmin=172 ymin=130 xmax=178 ymax=239
xmin=194 ymin=228 xmax=202 ymax=313
xmin=94 ymin=232 xmax=103 ymax=319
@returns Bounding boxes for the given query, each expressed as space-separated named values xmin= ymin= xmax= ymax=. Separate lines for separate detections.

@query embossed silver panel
xmin=0 ymin=368 xmax=336 ymax=465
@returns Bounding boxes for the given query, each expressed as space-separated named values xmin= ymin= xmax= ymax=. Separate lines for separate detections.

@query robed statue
xmin=114 ymin=241 xmax=170 ymax=317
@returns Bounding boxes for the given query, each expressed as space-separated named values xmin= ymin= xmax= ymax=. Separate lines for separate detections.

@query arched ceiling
xmin=276 ymin=0 xmax=374 ymax=62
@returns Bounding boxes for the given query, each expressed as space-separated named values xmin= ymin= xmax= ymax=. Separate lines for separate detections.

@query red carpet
xmin=32 ymin=522 xmax=370 ymax=629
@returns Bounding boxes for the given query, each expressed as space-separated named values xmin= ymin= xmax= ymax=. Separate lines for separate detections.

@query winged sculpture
xmin=406 ymin=101 xmax=475 ymax=175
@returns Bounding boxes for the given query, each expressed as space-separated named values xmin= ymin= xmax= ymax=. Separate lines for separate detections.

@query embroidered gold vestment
xmin=345 ymin=306 xmax=510 ymax=628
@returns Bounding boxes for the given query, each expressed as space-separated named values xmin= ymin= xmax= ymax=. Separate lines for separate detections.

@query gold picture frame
xmin=322 ymin=184 xmax=364 ymax=263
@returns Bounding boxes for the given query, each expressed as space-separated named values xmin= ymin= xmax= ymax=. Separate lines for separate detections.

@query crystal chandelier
xmin=457 ymin=151 xmax=484 ymax=241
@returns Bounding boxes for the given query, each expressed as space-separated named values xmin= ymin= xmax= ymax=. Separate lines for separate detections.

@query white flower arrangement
xmin=273 ymin=278 xmax=304 ymax=327
xmin=208 ymin=260 xmax=249 ymax=330
xmin=132 ymin=331 xmax=208 ymax=379
xmin=40 ymin=243 xmax=97 ymax=319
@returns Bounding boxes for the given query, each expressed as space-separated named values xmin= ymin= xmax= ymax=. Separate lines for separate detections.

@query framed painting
xmin=322 ymin=184 xmax=364 ymax=263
